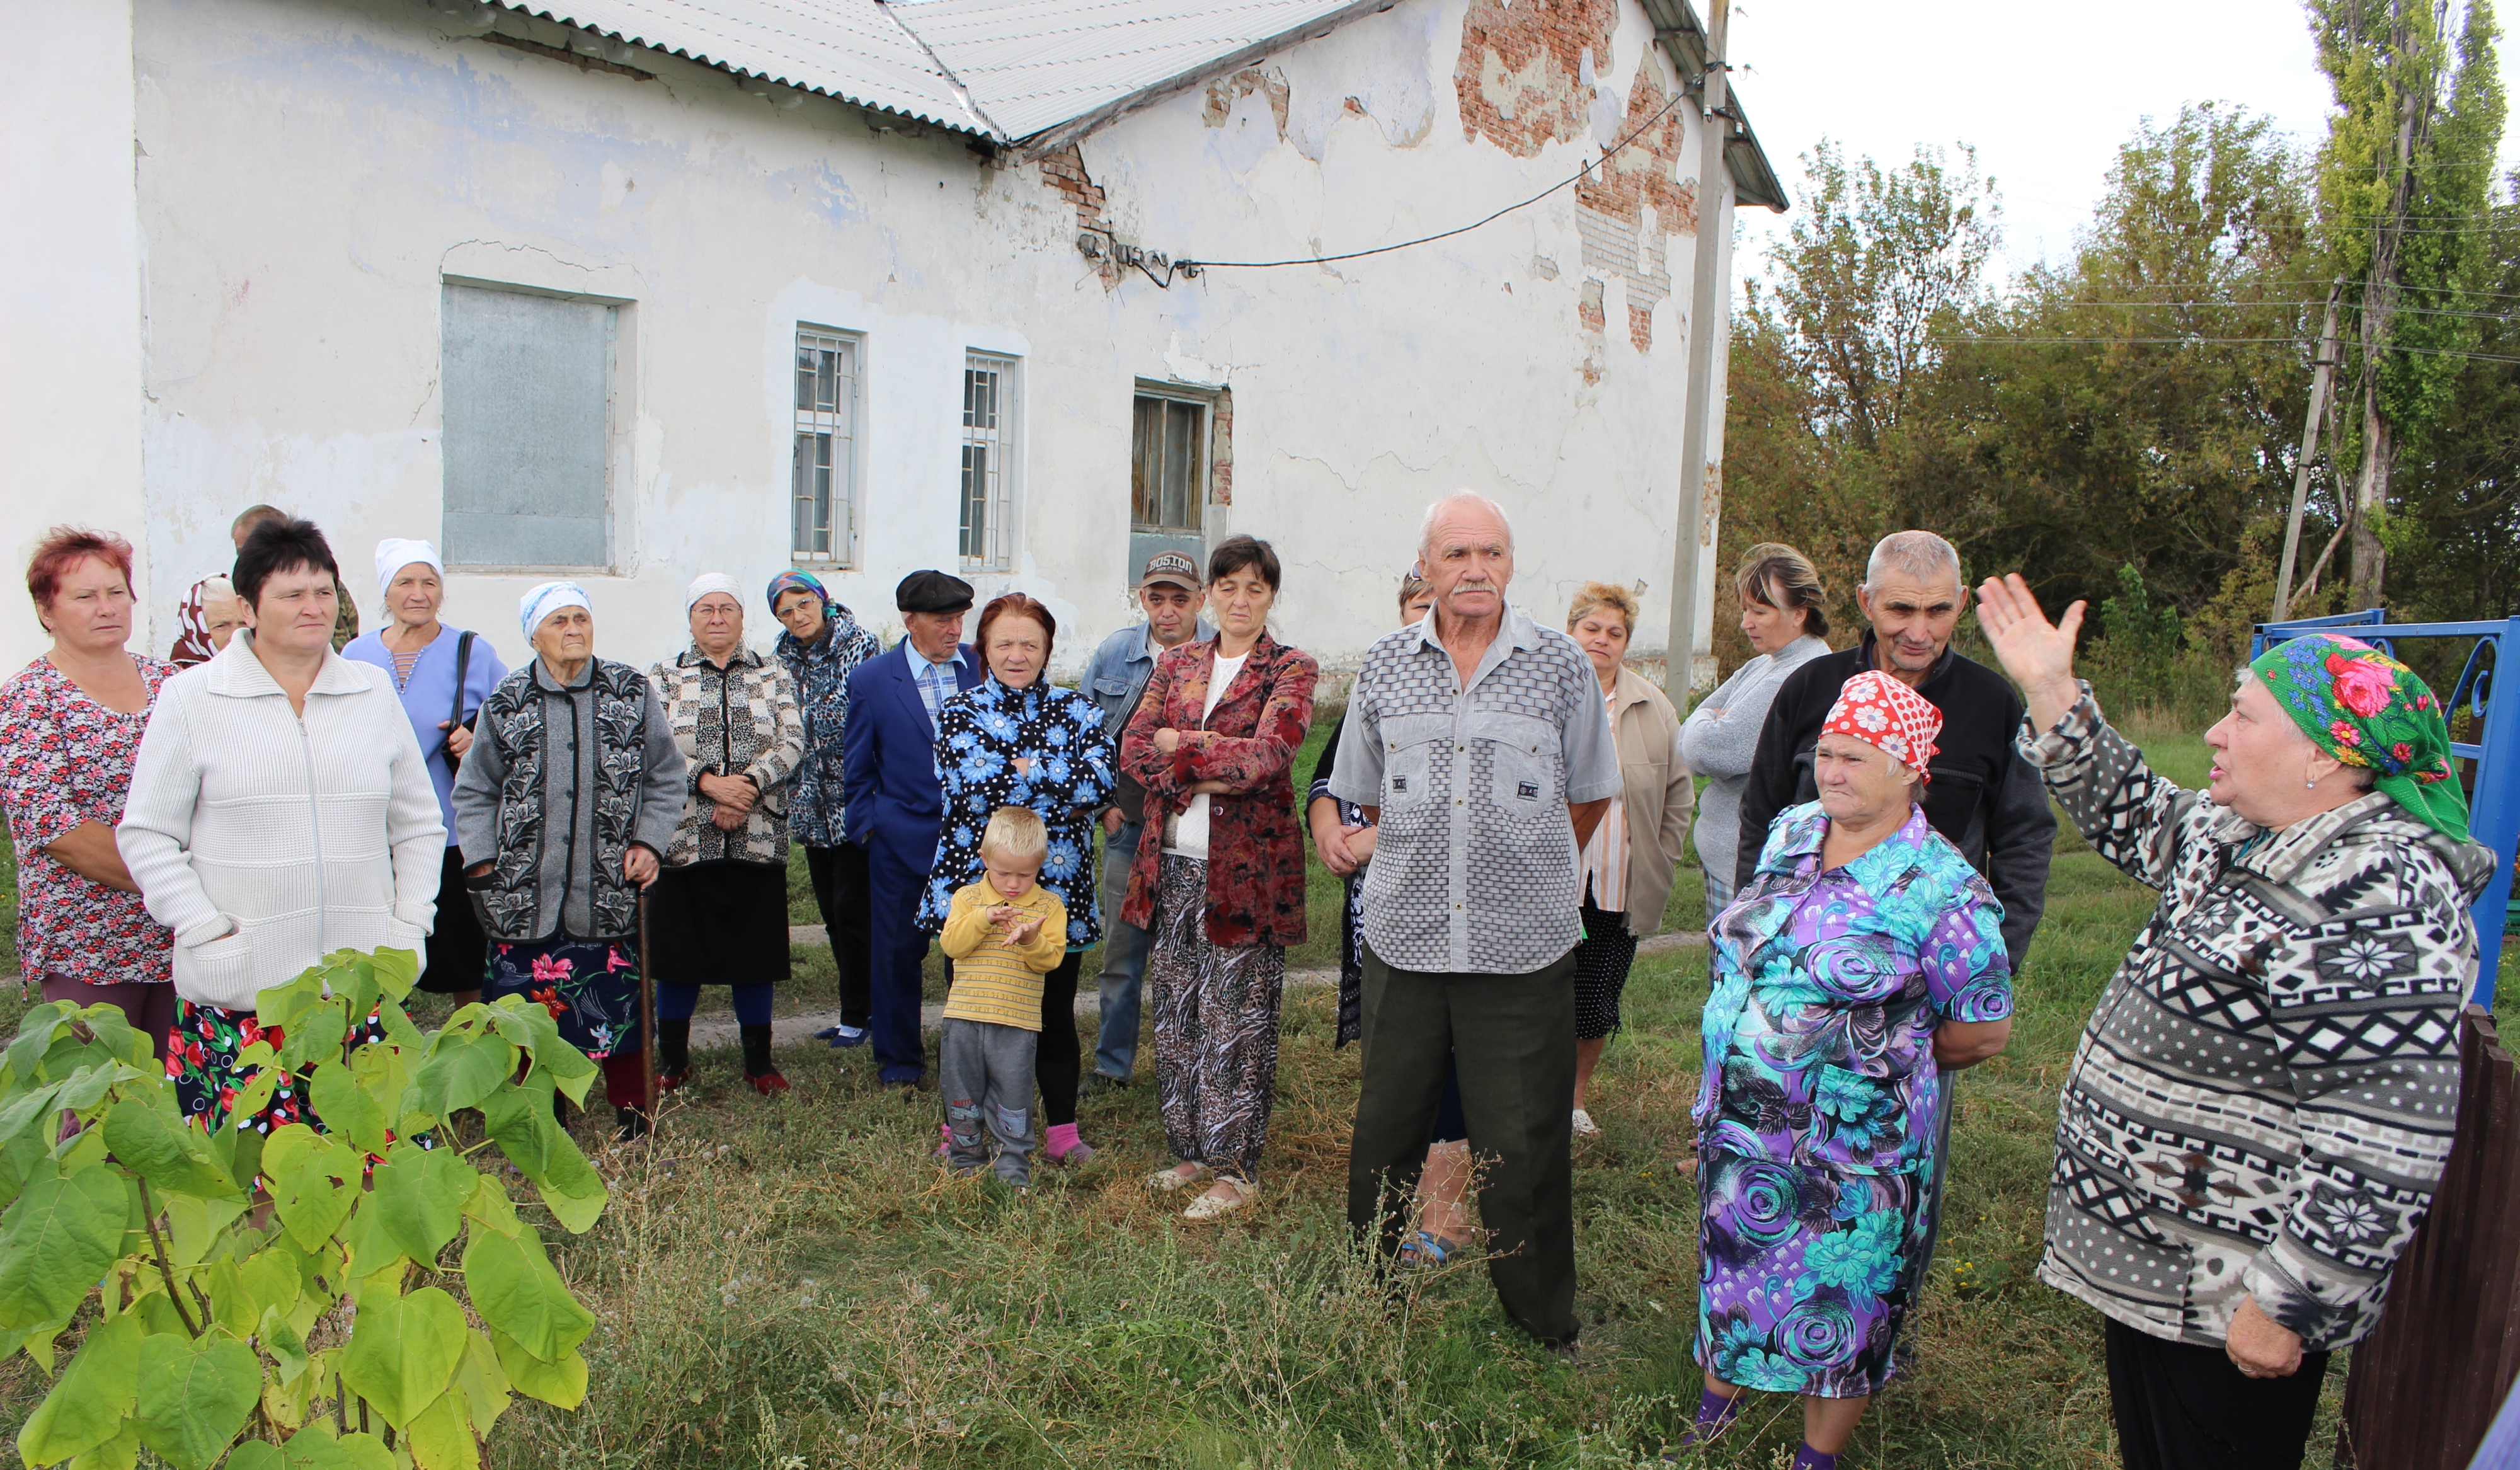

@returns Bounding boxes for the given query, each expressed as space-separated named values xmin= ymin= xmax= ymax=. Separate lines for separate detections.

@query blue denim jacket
xmin=1080 ymin=616 xmax=1211 ymax=823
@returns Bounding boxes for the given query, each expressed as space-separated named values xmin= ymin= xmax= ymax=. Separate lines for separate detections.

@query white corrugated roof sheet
xmin=491 ymin=0 xmax=1382 ymax=142
xmin=890 ymin=0 xmax=1377 ymax=139
xmin=490 ymin=1 xmax=988 ymax=132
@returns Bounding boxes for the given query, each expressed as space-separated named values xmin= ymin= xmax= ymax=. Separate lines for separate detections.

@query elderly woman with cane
xmin=455 ymin=583 xmax=685 ymax=1140
xmin=648 ymin=573 xmax=805 ymax=1095
xmin=1686 ymin=670 xmax=2013 ymax=1468
xmin=1974 ymin=575 xmax=2492 ymax=1470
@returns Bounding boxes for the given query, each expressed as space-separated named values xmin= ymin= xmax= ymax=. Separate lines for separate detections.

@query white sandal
xmin=1571 ymin=1108 xmax=1601 ymax=1138
xmin=1182 ymin=1181 xmax=1249 ymax=1220
xmin=1146 ymin=1162 xmax=1211 ymax=1193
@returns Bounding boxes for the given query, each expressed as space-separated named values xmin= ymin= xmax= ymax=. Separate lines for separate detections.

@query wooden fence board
xmin=2337 ymin=1008 xmax=2520 ymax=1469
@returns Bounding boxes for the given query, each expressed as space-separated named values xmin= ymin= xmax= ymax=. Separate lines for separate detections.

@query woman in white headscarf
xmin=452 ymin=582 xmax=685 ymax=1139
xmin=646 ymin=573 xmax=804 ymax=1096
xmin=341 ymin=539 xmax=509 ymax=1006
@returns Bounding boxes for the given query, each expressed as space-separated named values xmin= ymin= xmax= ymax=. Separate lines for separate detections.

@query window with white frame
xmin=792 ymin=327 xmax=861 ymax=563
xmin=441 ymin=283 xmax=618 ymax=568
xmin=960 ymin=353 xmax=1017 ymax=570
xmin=1131 ymin=388 xmax=1209 ymax=534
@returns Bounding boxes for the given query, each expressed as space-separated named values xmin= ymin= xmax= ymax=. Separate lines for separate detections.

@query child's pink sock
xmin=1044 ymin=1123 xmax=1082 ymax=1158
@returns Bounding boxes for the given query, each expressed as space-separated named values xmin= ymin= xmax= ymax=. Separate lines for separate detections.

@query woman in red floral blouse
xmin=1121 ymin=535 xmax=1317 ymax=1220
xmin=0 ymin=527 xmax=178 ymax=1057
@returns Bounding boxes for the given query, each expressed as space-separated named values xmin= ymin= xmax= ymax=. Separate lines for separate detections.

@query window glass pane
xmin=792 ymin=330 xmax=856 ymax=561
xmin=1131 ymin=397 xmax=1161 ymax=526
xmin=442 ymin=284 xmax=612 ymax=567
xmin=1166 ymin=400 xmax=1201 ymax=531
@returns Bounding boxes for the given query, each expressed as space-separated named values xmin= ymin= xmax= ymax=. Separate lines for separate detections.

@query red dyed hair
xmin=26 ymin=525 xmax=136 ymax=613
xmin=974 ymin=592 xmax=1057 ymax=676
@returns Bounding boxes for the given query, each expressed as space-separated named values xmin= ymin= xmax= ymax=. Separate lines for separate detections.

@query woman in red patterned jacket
xmin=1120 ymin=535 xmax=1317 ymax=1221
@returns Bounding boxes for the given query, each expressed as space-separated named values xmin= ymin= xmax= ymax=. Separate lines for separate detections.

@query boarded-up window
xmin=793 ymin=328 xmax=861 ymax=563
xmin=1131 ymin=391 xmax=1208 ymax=534
xmin=441 ymin=284 xmax=615 ymax=568
xmin=961 ymin=353 xmax=1015 ymax=570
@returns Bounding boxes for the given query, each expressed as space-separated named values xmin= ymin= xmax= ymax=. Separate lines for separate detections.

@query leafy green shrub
xmin=1 ymin=947 xmax=609 ymax=1469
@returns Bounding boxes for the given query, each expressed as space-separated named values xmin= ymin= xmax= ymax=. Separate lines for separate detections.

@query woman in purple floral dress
xmin=1687 ymin=672 xmax=2014 ymax=1470
xmin=0 ymin=528 xmax=178 ymax=1055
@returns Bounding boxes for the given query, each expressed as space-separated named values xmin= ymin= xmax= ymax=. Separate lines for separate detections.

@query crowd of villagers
xmin=0 ymin=492 xmax=2495 ymax=1470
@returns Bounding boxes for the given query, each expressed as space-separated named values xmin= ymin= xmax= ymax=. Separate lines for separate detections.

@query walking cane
xmin=637 ymin=888 xmax=657 ymax=1125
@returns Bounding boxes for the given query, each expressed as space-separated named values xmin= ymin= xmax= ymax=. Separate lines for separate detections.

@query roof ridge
xmin=868 ymin=0 xmax=1004 ymax=139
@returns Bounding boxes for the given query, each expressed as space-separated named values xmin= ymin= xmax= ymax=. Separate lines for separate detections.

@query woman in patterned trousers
xmin=1121 ymin=536 xmax=1317 ymax=1221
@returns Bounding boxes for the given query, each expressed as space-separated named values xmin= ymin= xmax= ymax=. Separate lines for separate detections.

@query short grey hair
xmin=1419 ymin=491 xmax=1516 ymax=560
xmin=1864 ymin=531 xmax=1964 ymax=594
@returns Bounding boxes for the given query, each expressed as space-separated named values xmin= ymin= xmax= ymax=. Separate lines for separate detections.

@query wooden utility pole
xmin=1664 ymin=0 xmax=1732 ymax=701
xmin=2273 ymin=286 xmax=2343 ymax=622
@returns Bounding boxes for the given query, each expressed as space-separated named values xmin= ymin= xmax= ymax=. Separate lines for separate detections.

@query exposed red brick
xmin=1629 ymin=302 xmax=1655 ymax=353
xmin=1037 ymin=144 xmax=1118 ymax=285
xmin=1209 ymin=391 xmax=1235 ymax=507
xmin=1575 ymin=66 xmax=1694 ymax=236
xmin=1453 ymin=0 xmax=1619 ymax=158
xmin=1578 ymin=278 xmax=1606 ymax=335
xmin=1204 ymin=68 xmax=1290 ymax=136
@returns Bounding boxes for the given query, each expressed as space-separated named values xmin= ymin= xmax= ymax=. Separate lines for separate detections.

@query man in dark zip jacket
xmin=1731 ymin=531 xmax=2054 ymax=976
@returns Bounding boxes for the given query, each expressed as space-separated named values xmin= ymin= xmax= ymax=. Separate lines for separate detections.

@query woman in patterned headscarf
xmin=1687 ymin=669 xmax=2014 ymax=1469
xmin=1977 ymin=575 xmax=2493 ymax=1470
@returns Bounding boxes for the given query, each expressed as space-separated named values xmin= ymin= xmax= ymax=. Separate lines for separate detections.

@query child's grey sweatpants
xmin=939 ymin=1016 xmax=1037 ymax=1186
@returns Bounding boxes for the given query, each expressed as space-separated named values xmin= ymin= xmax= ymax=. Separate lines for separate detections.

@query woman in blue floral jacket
xmin=920 ymin=593 xmax=1115 ymax=1165
xmin=1687 ymin=672 xmax=2013 ymax=1468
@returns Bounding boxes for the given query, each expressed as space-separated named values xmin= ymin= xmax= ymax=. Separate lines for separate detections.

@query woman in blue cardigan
xmin=341 ymin=538 xmax=507 ymax=1004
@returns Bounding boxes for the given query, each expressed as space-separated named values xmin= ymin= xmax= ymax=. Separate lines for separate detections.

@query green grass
xmin=1 ymin=709 xmax=2512 ymax=1468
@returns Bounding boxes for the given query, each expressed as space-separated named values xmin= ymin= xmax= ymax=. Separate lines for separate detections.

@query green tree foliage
xmin=1 ymin=949 xmax=607 ymax=1470
xmin=1721 ymin=93 xmax=2512 ymax=710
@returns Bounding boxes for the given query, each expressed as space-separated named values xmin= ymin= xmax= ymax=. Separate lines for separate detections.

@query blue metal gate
xmin=2252 ymin=611 xmax=2519 ymax=1006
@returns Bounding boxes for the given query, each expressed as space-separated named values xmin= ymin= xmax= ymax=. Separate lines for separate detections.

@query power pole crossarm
xmin=1663 ymin=0 xmax=1732 ymax=704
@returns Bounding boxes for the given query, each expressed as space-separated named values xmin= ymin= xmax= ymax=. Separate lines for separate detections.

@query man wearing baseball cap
xmin=1077 ymin=551 xmax=1213 ymax=1091
xmin=841 ymin=570 xmax=982 ymax=1086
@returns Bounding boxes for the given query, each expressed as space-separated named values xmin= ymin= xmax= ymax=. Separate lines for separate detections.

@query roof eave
xmin=1005 ymin=0 xmax=1401 ymax=162
xmin=1640 ymin=0 xmax=1789 ymax=212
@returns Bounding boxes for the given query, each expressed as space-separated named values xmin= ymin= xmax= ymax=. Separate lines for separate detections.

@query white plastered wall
xmin=5 ymin=0 xmax=1727 ymax=680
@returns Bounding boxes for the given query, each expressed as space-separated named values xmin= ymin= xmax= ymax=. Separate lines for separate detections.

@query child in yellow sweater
xmin=936 ymin=807 xmax=1069 ymax=1186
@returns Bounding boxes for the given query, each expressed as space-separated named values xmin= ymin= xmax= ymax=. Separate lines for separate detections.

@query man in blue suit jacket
xmin=842 ymin=570 xmax=982 ymax=1085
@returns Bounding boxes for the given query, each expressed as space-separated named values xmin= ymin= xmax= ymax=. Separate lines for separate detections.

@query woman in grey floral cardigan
xmin=648 ymin=574 xmax=804 ymax=1094
xmin=1977 ymin=573 xmax=2494 ymax=1470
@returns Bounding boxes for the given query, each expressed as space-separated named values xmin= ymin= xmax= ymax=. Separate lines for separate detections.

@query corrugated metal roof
xmin=482 ymin=0 xmax=1781 ymax=205
xmin=890 ymin=0 xmax=1376 ymax=140
xmin=488 ymin=0 xmax=992 ymax=133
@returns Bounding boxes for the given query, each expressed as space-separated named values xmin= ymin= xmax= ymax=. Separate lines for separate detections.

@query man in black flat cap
xmin=840 ymin=571 xmax=981 ymax=1086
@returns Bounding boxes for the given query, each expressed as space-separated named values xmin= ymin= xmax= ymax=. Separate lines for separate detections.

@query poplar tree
xmin=2308 ymin=0 xmax=2506 ymax=609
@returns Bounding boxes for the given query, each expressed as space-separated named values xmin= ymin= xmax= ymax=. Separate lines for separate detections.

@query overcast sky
xmin=1722 ymin=0 xmax=2520 ymax=285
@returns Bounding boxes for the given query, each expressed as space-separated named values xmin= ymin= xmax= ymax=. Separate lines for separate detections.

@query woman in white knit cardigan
xmin=118 ymin=519 xmax=444 ymax=1134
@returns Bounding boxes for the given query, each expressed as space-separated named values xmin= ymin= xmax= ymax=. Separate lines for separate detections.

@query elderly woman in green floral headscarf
xmin=1974 ymin=575 xmax=2495 ymax=1470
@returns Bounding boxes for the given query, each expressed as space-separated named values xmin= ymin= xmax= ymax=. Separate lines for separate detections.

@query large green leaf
xmin=411 ymin=1033 xmax=512 ymax=1118
xmin=403 ymin=1388 xmax=479 ymax=1470
xmin=132 ymin=1331 xmax=261 ymax=1470
xmin=478 ymin=1084 xmax=605 ymax=1232
xmin=486 ymin=1326 xmax=587 ymax=1410
xmin=61 ymin=1421 xmax=138 ymax=1470
xmin=496 ymin=1002 xmax=597 ymax=1104
xmin=275 ymin=1425 xmax=397 ymax=1470
xmin=101 ymin=1098 xmax=239 ymax=1200
xmin=356 ymin=1147 xmax=473 ymax=1272
xmin=452 ymin=1329 xmax=511 ymax=1438
xmin=266 ymin=1134 xmax=358 ymax=1253
xmin=161 ymin=1193 xmax=248 ymax=1269
xmin=0 ymin=1170 xmax=125 ymax=1329
xmin=338 ymin=1286 xmax=467 ymax=1430
xmin=461 ymin=1229 xmax=594 ymax=1364
xmin=276 ymin=1001 xmax=348 ymax=1074
xmin=223 ymin=1445 xmax=286 ymax=1470
xmin=307 ymin=1066 xmax=387 ymax=1160
xmin=15 ymin=1311 xmax=141 ymax=1466
xmin=0 ymin=1123 xmax=55 ymax=1210
xmin=371 ymin=948 xmax=420 ymax=1004
xmin=0 ymin=1003 xmax=76 ymax=1088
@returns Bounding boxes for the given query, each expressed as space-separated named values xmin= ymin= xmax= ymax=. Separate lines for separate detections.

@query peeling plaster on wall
xmin=1573 ymin=66 xmax=1694 ymax=353
xmin=1036 ymin=144 xmax=1118 ymax=288
xmin=1453 ymin=0 xmax=1619 ymax=158
xmin=1204 ymin=68 xmax=1291 ymax=135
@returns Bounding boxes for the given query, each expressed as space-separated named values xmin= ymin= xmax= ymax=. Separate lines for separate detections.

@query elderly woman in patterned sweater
xmin=920 ymin=593 xmax=1116 ymax=1166
xmin=455 ymin=583 xmax=687 ymax=1140
xmin=649 ymin=574 xmax=805 ymax=1095
xmin=768 ymin=568 xmax=883 ymax=1049
xmin=1123 ymin=535 xmax=1319 ymax=1222
xmin=1975 ymin=575 xmax=2494 ymax=1470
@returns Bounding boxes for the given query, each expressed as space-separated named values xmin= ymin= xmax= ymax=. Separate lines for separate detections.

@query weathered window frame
xmin=1131 ymin=383 xmax=1213 ymax=535
xmin=791 ymin=326 xmax=863 ymax=566
xmin=960 ymin=352 xmax=1019 ymax=572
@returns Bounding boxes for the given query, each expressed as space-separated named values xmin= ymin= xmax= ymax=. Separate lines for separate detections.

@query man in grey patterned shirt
xmin=1331 ymin=492 xmax=1621 ymax=1347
